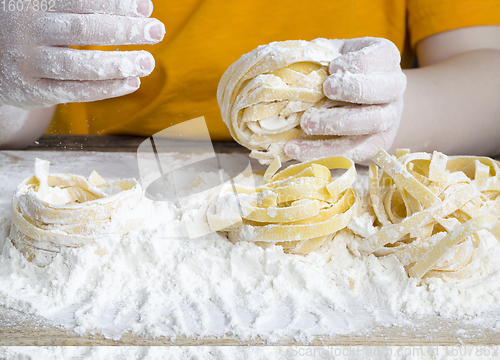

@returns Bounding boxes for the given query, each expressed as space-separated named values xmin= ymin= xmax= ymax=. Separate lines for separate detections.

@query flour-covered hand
xmin=285 ymin=37 xmax=406 ymax=163
xmin=0 ymin=0 xmax=165 ymax=109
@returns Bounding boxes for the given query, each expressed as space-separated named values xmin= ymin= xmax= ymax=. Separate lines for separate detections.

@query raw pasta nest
xmin=361 ymin=149 xmax=500 ymax=281
xmin=10 ymin=159 xmax=142 ymax=265
xmin=208 ymin=149 xmax=500 ymax=281
xmin=207 ymin=156 xmax=360 ymax=254
xmin=217 ymin=40 xmax=346 ymax=164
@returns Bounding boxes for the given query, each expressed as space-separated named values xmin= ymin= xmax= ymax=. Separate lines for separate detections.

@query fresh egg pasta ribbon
xmin=208 ymin=156 xmax=360 ymax=254
xmin=10 ymin=159 xmax=142 ymax=264
xmin=361 ymin=149 xmax=500 ymax=281
xmin=217 ymin=40 xmax=348 ymax=164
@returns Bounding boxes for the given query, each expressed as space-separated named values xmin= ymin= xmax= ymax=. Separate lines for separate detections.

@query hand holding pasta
xmin=218 ymin=38 xmax=406 ymax=164
xmin=286 ymin=38 xmax=406 ymax=163
xmin=0 ymin=0 xmax=165 ymax=109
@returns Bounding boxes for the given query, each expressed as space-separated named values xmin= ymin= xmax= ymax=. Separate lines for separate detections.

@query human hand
xmin=0 ymin=0 xmax=165 ymax=109
xmin=284 ymin=37 xmax=406 ymax=163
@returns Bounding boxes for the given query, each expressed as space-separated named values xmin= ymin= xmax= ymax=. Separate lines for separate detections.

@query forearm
xmin=392 ymin=49 xmax=500 ymax=156
xmin=0 ymin=105 xmax=55 ymax=149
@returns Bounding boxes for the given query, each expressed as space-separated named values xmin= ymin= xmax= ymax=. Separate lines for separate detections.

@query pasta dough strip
xmin=243 ymin=199 xmax=321 ymax=223
xmin=372 ymin=150 xmax=440 ymax=208
xmin=409 ymin=215 xmax=500 ymax=279
xmin=359 ymin=182 xmax=481 ymax=253
xmin=239 ymin=189 xmax=357 ymax=242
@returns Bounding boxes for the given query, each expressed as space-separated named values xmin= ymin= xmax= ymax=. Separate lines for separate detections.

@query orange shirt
xmin=47 ymin=0 xmax=500 ymax=140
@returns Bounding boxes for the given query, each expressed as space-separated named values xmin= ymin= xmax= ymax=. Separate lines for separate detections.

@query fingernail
xmin=136 ymin=0 xmax=152 ymax=16
xmin=147 ymin=22 xmax=164 ymax=41
xmin=284 ymin=141 xmax=300 ymax=159
xmin=127 ymin=77 xmax=140 ymax=88
xmin=330 ymin=64 xmax=343 ymax=73
xmin=139 ymin=56 xmax=152 ymax=71
xmin=324 ymin=81 xmax=338 ymax=96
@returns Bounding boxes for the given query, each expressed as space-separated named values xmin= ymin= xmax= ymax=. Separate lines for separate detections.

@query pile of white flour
xmin=1 ymin=152 xmax=500 ymax=343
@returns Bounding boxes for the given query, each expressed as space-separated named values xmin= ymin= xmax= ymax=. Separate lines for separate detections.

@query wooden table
xmin=1 ymin=136 xmax=500 ymax=347
xmin=25 ymin=135 xmax=249 ymax=154
xmin=2 ymin=304 xmax=500 ymax=346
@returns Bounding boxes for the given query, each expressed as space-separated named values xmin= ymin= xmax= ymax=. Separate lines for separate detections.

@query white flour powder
xmin=1 ymin=153 xmax=500 ymax=346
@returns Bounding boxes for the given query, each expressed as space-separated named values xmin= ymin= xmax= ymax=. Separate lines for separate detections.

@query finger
xmin=330 ymin=37 xmax=401 ymax=74
xmin=33 ymin=48 xmax=155 ymax=80
xmin=35 ymin=14 xmax=165 ymax=46
xmin=300 ymin=100 xmax=403 ymax=136
xmin=284 ymin=125 xmax=398 ymax=164
xmin=323 ymin=71 xmax=406 ymax=104
xmin=52 ymin=0 xmax=153 ymax=17
xmin=36 ymin=77 xmax=141 ymax=104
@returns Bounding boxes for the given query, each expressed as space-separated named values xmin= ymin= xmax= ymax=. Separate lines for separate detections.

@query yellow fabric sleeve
xmin=407 ymin=0 xmax=500 ymax=48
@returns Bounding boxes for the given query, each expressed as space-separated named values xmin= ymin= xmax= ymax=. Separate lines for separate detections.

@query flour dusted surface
xmin=1 ymin=152 xmax=500 ymax=342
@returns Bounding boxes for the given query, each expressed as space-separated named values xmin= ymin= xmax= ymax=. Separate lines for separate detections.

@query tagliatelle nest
xmin=10 ymin=159 xmax=142 ymax=266
xmin=207 ymin=156 xmax=360 ymax=254
xmin=360 ymin=149 xmax=500 ymax=281
xmin=217 ymin=40 xmax=348 ymax=164
xmin=209 ymin=149 xmax=500 ymax=281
